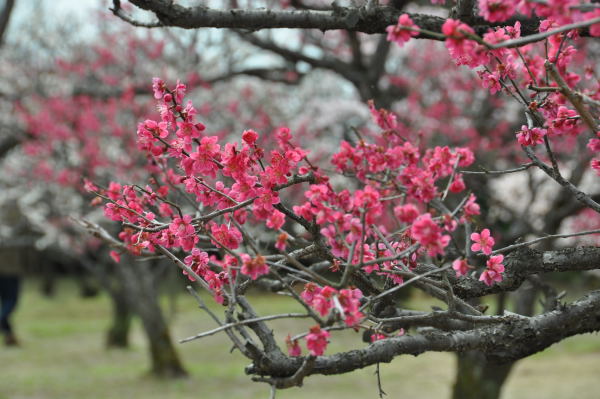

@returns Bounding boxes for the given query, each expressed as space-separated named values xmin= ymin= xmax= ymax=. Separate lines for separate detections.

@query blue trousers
xmin=0 ymin=276 xmax=20 ymax=335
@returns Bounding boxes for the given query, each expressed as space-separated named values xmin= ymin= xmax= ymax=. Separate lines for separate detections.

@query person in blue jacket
xmin=0 ymin=247 xmax=22 ymax=346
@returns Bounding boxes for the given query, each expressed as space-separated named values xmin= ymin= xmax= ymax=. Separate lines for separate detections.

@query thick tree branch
xmin=124 ymin=1 xmax=546 ymax=39
xmin=246 ymin=288 xmax=600 ymax=378
xmin=448 ymin=246 xmax=600 ymax=298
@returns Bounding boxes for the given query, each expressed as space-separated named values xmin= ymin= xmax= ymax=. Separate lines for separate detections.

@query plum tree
xmin=4 ymin=0 xmax=600 ymax=397
xmin=70 ymin=1 xmax=600 ymax=398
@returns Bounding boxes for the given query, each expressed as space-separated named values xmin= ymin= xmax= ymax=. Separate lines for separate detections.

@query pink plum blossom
xmin=306 ymin=325 xmax=330 ymax=356
xmin=471 ymin=228 xmax=495 ymax=255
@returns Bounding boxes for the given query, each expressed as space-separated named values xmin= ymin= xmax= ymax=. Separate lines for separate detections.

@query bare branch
xmin=492 ymin=229 xmax=600 ymax=255
xmin=180 ymin=312 xmax=309 ymax=343
xmin=460 ymin=163 xmax=535 ymax=175
xmin=523 ymin=145 xmax=600 ymax=214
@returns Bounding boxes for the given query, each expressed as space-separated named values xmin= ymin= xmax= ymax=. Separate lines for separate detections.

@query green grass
xmin=1 ymin=279 xmax=599 ymax=399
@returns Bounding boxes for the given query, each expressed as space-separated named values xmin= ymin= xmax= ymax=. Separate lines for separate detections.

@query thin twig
xmin=185 ymin=286 xmax=248 ymax=355
xmin=492 ymin=229 xmax=600 ymax=255
xmin=180 ymin=312 xmax=309 ymax=343
xmin=361 ymin=263 xmax=453 ymax=311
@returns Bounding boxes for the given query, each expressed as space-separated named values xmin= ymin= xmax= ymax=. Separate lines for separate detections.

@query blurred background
xmin=0 ymin=1 xmax=599 ymax=398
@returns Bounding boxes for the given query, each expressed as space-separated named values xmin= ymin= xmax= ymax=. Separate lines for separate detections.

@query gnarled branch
xmin=245 ymin=288 xmax=600 ymax=378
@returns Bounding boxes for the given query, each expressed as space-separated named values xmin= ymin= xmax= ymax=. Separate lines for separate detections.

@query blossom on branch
xmin=516 ymin=126 xmax=547 ymax=146
xmin=480 ymin=255 xmax=505 ymax=286
xmin=386 ymin=14 xmax=419 ymax=47
xmin=241 ymin=254 xmax=269 ymax=280
xmin=306 ymin=325 xmax=330 ymax=356
xmin=471 ymin=228 xmax=495 ymax=255
xmin=410 ymin=213 xmax=450 ymax=257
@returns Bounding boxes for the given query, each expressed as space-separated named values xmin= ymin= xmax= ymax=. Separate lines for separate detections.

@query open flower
xmin=471 ymin=228 xmax=495 ymax=255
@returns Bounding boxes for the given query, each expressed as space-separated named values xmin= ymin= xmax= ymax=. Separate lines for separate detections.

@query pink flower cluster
xmin=300 ymin=283 xmax=364 ymax=327
xmin=240 ymin=254 xmax=270 ymax=280
xmin=437 ymin=8 xmax=595 ymax=149
xmin=410 ymin=213 xmax=450 ymax=257
xmin=305 ymin=325 xmax=330 ymax=356
xmin=284 ymin=324 xmax=331 ymax=357
xmin=516 ymin=126 xmax=547 ymax=146
xmin=183 ymin=248 xmax=230 ymax=304
xmin=92 ymin=78 xmax=518 ymax=352
xmin=480 ymin=255 xmax=505 ymax=286
xmin=95 ymin=79 xmax=328 ymax=302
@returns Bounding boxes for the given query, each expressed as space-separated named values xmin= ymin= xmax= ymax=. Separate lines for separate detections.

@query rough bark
xmin=422 ymin=246 xmax=600 ymax=299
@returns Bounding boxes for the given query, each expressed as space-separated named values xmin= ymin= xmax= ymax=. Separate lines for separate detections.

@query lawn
xmin=1 ymin=279 xmax=599 ymax=399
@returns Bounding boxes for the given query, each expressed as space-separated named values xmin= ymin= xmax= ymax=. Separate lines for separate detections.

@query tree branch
xmin=0 ymin=0 xmax=15 ymax=47
xmin=124 ymin=1 xmax=546 ymax=39
xmin=246 ymin=288 xmax=600 ymax=378
xmin=236 ymin=32 xmax=363 ymax=83
xmin=449 ymin=246 xmax=600 ymax=298
xmin=523 ymin=146 xmax=600 ymax=214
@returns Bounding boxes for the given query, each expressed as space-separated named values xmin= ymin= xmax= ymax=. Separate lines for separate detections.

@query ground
xmin=1 ymin=279 xmax=600 ymax=399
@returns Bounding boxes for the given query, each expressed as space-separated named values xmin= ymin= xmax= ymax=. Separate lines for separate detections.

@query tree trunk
xmin=145 ymin=320 xmax=187 ymax=378
xmin=40 ymin=260 xmax=56 ymax=297
xmin=120 ymin=260 xmax=188 ymax=378
xmin=106 ymin=291 xmax=132 ymax=348
xmin=451 ymin=283 xmax=537 ymax=399
xmin=452 ymin=352 xmax=513 ymax=399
